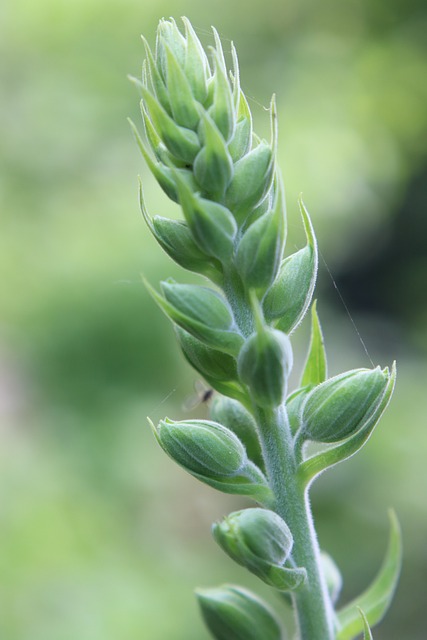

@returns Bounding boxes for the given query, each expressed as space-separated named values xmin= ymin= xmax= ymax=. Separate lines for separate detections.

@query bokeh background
xmin=1 ymin=0 xmax=426 ymax=638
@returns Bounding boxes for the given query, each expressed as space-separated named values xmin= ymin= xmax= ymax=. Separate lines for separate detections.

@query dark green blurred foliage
xmin=1 ymin=0 xmax=426 ymax=638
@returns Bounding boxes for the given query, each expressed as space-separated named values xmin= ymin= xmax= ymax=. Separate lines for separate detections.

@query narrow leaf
xmin=336 ymin=510 xmax=402 ymax=640
xmin=301 ymin=301 xmax=327 ymax=386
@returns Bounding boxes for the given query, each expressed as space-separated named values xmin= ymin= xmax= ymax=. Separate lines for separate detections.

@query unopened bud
xmin=156 ymin=419 xmax=247 ymax=479
xmin=196 ymin=585 xmax=283 ymax=640
xmin=238 ymin=327 xmax=293 ymax=408
xmin=213 ymin=508 xmax=293 ymax=569
xmin=301 ymin=367 xmax=390 ymax=443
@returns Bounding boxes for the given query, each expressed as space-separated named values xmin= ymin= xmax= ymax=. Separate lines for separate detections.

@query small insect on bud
xmin=238 ymin=327 xmax=293 ymax=408
xmin=196 ymin=585 xmax=283 ymax=640
xmin=301 ymin=366 xmax=390 ymax=443
xmin=156 ymin=419 xmax=247 ymax=479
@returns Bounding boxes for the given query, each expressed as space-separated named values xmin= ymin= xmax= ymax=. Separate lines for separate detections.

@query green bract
xmin=132 ymin=18 xmax=400 ymax=640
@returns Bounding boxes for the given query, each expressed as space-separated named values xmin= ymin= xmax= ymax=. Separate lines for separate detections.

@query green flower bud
xmin=176 ymin=328 xmax=238 ymax=383
xmin=156 ymin=419 xmax=247 ymax=478
xmin=238 ymin=327 xmax=293 ymax=408
xmin=235 ymin=174 xmax=286 ymax=292
xmin=145 ymin=279 xmax=244 ymax=356
xmin=301 ymin=367 xmax=390 ymax=443
xmin=156 ymin=18 xmax=186 ymax=81
xmin=174 ymin=171 xmax=237 ymax=262
xmin=163 ymin=44 xmax=200 ymax=130
xmin=213 ymin=508 xmax=305 ymax=591
xmin=225 ymin=142 xmax=274 ymax=222
xmin=209 ymin=396 xmax=264 ymax=470
xmin=182 ymin=17 xmax=210 ymax=103
xmin=196 ymin=585 xmax=283 ymax=640
xmin=207 ymin=38 xmax=235 ymax=142
xmin=213 ymin=508 xmax=293 ymax=568
xmin=141 ymin=88 xmax=200 ymax=164
xmin=194 ymin=112 xmax=234 ymax=199
xmin=263 ymin=198 xmax=317 ymax=333
xmin=141 ymin=35 xmax=172 ymax=115
xmin=152 ymin=216 xmax=221 ymax=278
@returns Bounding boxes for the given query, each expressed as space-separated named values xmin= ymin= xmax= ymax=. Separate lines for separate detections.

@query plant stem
xmin=254 ymin=404 xmax=335 ymax=640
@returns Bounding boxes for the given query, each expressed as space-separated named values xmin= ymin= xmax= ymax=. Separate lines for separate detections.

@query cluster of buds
xmin=131 ymin=18 xmax=400 ymax=640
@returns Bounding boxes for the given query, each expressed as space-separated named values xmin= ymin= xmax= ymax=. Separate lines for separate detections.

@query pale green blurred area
xmin=1 ymin=0 xmax=426 ymax=638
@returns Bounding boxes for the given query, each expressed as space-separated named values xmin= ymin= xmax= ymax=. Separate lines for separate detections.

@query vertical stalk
xmin=254 ymin=404 xmax=335 ymax=640
xmin=224 ymin=262 xmax=335 ymax=638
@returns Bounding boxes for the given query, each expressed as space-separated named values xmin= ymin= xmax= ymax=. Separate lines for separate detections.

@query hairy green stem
xmin=255 ymin=404 xmax=335 ymax=640
xmin=223 ymin=267 xmax=254 ymax=338
xmin=224 ymin=273 xmax=335 ymax=638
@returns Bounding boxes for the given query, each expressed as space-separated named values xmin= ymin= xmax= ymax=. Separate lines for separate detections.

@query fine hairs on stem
xmin=130 ymin=17 xmax=401 ymax=640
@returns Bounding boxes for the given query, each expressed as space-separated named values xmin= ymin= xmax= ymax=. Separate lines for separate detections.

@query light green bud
xmin=148 ymin=279 xmax=243 ymax=356
xmin=182 ymin=17 xmax=210 ymax=103
xmin=213 ymin=508 xmax=293 ymax=568
xmin=150 ymin=216 xmax=219 ymax=277
xmin=301 ymin=367 xmax=390 ymax=443
xmin=129 ymin=119 xmax=198 ymax=204
xmin=226 ymin=142 xmax=274 ymax=222
xmin=155 ymin=18 xmax=187 ymax=81
xmin=194 ymin=112 xmax=234 ymax=199
xmin=141 ymin=88 xmax=200 ymax=164
xmin=141 ymin=35 xmax=172 ymax=115
xmin=156 ymin=419 xmax=247 ymax=478
xmin=238 ymin=327 xmax=293 ymax=408
xmin=174 ymin=172 xmax=237 ymax=262
xmin=176 ymin=328 xmax=238 ymax=383
xmin=207 ymin=46 xmax=235 ymax=142
xmin=235 ymin=174 xmax=286 ymax=292
xmin=196 ymin=585 xmax=283 ymax=640
xmin=209 ymin=396 xmax=264 ymax=470
xmin=163 ymin=44 xmax=200 ymax=130
xmin=263 ymin=197 xmax=317 ymax=333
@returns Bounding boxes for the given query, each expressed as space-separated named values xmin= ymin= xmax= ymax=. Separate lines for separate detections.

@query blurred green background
xmin=1 ymin=0 xmax=426 ymax=638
